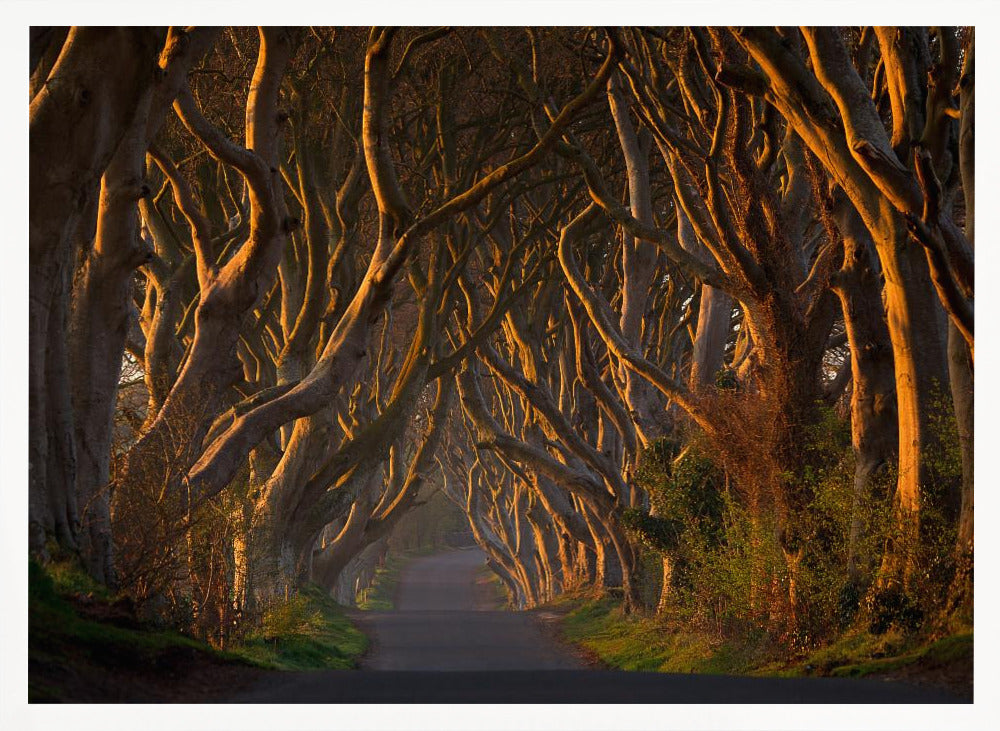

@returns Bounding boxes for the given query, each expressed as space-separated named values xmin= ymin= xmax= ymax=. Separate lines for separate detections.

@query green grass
xmin=822 ymin=632 xmax=972 ymax=678
xmin=751 ymin=626 xmax=973 ymax=681
xmin=557 ymin=594 xmax=972 ymax=683
xmin=30 ymin=559 xmax=229 ymax=659
xmin=560 ymin=597 xmax=741 ymax=673
xmin=29 ymin=559 xmax=244 ymax=701
xmin=355 ymin=548 xmax=437 ymax=610
xmin=29 ymin=558 xmax=369 ymax=700
xmin=45 ymin=555 xmax=113 ymax=600
xmin=228 ymin=585 xmax=367 ymax=670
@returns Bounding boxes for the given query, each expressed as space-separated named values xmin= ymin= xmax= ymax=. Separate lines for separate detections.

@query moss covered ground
xmin=29 ymin=558 xmax=367 ymax=701
xmin=555 ymin=593 xmax=972 ymax=698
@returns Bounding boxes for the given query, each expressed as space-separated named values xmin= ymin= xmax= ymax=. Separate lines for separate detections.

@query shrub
xmin=626 ymin=401 xmax=946 ymax=650
xmin=866 ymin=587 xmax=924 ymax=636
xmin=260 ymin=594 xmax=326 ymax=639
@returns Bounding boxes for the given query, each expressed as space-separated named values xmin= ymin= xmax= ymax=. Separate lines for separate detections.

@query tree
xmin=29 ymin=26 xmax=973 ymax=648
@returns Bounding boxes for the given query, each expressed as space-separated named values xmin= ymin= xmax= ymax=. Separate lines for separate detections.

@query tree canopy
xmin=29 ymin=25 xmax=973 ymax=647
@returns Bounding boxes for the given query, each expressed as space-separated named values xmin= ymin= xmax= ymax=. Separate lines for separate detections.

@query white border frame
xmin=3 ymin=3 xmax=996 ymax=729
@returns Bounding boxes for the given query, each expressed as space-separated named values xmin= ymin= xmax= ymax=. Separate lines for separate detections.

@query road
xmin=234 ymin=547 xmax=964 ymax=703
xmin=356 ymin=547 xmax=584 ymax=671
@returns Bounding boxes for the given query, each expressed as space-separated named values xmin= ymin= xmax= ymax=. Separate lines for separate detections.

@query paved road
xmin=234 ymin=548 xmax=964 ymax=703
xmin=355 ymin=547 xmax=584 ymax=671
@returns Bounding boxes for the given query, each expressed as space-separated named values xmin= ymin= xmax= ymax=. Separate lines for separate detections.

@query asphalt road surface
xmin=234 ymin=548 xmax=964 ymax=703
xmin=356 ymin=547 xmax=584 ymax=671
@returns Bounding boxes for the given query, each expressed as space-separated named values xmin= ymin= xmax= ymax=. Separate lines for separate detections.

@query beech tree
xmin=29 ymin=25 xmax=972 ymax=647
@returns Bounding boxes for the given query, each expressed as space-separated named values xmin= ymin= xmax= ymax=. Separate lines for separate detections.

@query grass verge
xmin=356 ymin=553 xmax=409 ymax=610
xmin=558 ymin=595 xmax=770 ymax=674
xmin=228 ymin=585 xmax=367 ymax=670
xmin=806 ymin=631 xmax=972 ymax=679
xmin=30 ymin=559 xmax=242 ymax=702
xmin=29 ymin=558 xmax=367 ymax=701
xmin=355 ymin=547 xmax=438 ymax=610
xmin=555 ymin=594 xmax=972 ymax=697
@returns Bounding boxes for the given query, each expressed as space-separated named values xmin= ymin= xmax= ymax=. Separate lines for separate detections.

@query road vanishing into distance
xmin=355 ymin=548 xmax=584 ymax=671
xmin=235 ymin=547 xmax=963 ymax=703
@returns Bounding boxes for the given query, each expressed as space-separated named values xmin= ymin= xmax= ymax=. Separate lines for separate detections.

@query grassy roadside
xmin=29 ymin=559 xmax=367 ymax=702
xmin=554 ymin=594 xmax=972 ymax=697
xmin=356 ymin=547 xmax=440 ymax=610
xmin=357 ymin=545 xmax=509 ymax=612
xmin=475 ymin=562 xmax=510 ymax=608
xmin=226 ymin=584 xmax=367 ymax=670
xmin=356 ymin=553 xmax=410 ymax=610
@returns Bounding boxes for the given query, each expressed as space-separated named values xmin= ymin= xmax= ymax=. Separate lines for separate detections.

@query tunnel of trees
xmin=30 ymin=25 xmax=973 ymax=648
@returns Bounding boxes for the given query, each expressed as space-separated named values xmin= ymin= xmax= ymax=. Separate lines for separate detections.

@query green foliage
xmin=629 ymin=439 xmax=773 ymax=631
xmin=865 ymin=587 xmax=924 ymax=636
xmin=30 ymin=559 xmax=244 ymax=701
xmin=45 ymin=555 xmax=112 ymax=601
xmin=924 ymin=384 xmax=964 ymax=489
xmin=617 ymin=395 xmax=966 ymax=667
xmin=631 ymin=439 xmax=725 ymax=550
xmin=788 ymin=451 xmax=878 ymax=636
xmin=356 ymin=552 xmax=410 ymax=610
xmin=229 ymin=585 xmax=367 ymax=670
xmin=30 ymin=557 xmax=367 ymax=701
xmin=677 ymin=502 xmax=790 ymax=633
xmin=560 ymin=597 xmax=774 ymax=674
xmin=901 ymin=383 xmax=965 ymax=616
xmin=621 ymin=509 xmax=683 ymax=553
xmin=627 ymin=407 xmax=916 ymax=645
xmin=803 ymin=403 xmax=853 ymax=463
xmin=558 ymin=592 xmax=970 ymax=693
xmin=261 ymin=594 xmax=327 ymax=638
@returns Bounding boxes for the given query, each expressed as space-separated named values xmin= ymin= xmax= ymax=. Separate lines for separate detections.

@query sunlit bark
xmin=30 ymin=27 xmax=165 ymax=558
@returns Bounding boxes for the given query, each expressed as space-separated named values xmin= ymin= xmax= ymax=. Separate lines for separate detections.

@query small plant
xmin=229 ymin=586 xmax=368 ymax=670
xmin=260 ymin=595 xmax=325 ymax=640
xmin=45 ymin=552 xmax=112 ymax=601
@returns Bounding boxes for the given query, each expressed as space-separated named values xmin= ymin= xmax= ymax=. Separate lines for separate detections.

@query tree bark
xmin=67 ymin=27 xmax=219 ymax=584
xmin=608 ymin=74 xmax=666 ymax=445
xmin=947 ymin=31 xmax=974 ymax=613
xmin=831 ymin=197 xmax=898 ymax=585
xmin=30 ymin=27 xmax=164 ymax=558
xmin=733 ymin=26 xmax=951 ymax=590
xmin=677 ymin=206 xmax=732 ymax=390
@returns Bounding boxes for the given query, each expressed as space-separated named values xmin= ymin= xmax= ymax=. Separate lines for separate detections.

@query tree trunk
xmin=831 ymin=199 xmax=898 ymax=586
xmin=608 ymin=74 xmax=665 ymax=445
xmin=732 ymin=27 xmax=951 ymax=591
xmin=875 ymin=218 xmax=949 ymax=590
xmin=947 ymin=33 xmax=974 ymax=614
xmin=313 ymin=492 xmax=376 ymax=591
xmin=67 ymin=30 xmax=219 ymax=585
xmin=677 ymin=206 xmax=732 ymax=390
xmin=30 ymin=27 xmax=163 ymax=558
